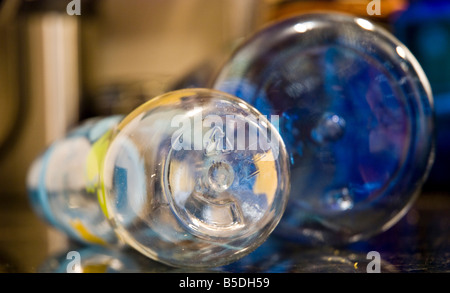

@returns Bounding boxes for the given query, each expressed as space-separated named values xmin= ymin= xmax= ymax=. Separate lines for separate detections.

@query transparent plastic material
xmin=213 ymin=13 xmax=434 ymax=244
xmin=27 ymin=88 xmax=290 ymax=268
xmin=27 ymin=115 xmax=123 ymax=246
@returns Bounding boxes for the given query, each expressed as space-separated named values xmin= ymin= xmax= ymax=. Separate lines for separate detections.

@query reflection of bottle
xmin=27 ymin=88 xmax=290 ymax=268
xmin=38 ymin=245 xmax=171 ymax=273
xmin=222 ymin=237 xmax=398 ymax=273
xmin=213 ymin=13 xmax=434 ymax=245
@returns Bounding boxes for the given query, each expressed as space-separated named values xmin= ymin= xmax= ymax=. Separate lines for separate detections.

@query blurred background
xmin=0 ymin=0 xmax=449 ymax=272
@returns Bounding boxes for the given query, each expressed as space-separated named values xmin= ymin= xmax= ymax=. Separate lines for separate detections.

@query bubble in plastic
xmin=213 ymin=13 xmax=434 ymax=244
xmin=27 ymin=88 xmax=290 ymax=268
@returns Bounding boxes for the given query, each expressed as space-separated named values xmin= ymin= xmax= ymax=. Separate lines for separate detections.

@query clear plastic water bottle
xmin=27 ymin=88 xmax=290 ymax=268
xmin=27 ymin=115 xmax=123 ymax=246
xmin=213 ymin=13 xmax=434 ymax=245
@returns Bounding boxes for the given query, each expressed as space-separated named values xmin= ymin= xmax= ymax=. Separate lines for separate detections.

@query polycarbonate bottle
xmin=213 ymin=13 xmax=435 ymax=244
xmin=27 ymin=88 xmax=290 ymax=268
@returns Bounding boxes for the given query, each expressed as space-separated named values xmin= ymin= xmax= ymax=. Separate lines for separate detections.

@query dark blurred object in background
xmin=0 ymin=0 xmax=88 ymax=271
xmin=79 ymin=0 xmax=265 ymax=119
xmin=0 ymin=0 xmax=23 ymax=162
xmin=0 ymin=0 xmax=86 ymax=197
xmin=393 ymin=0 xmax=450 ymax=189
